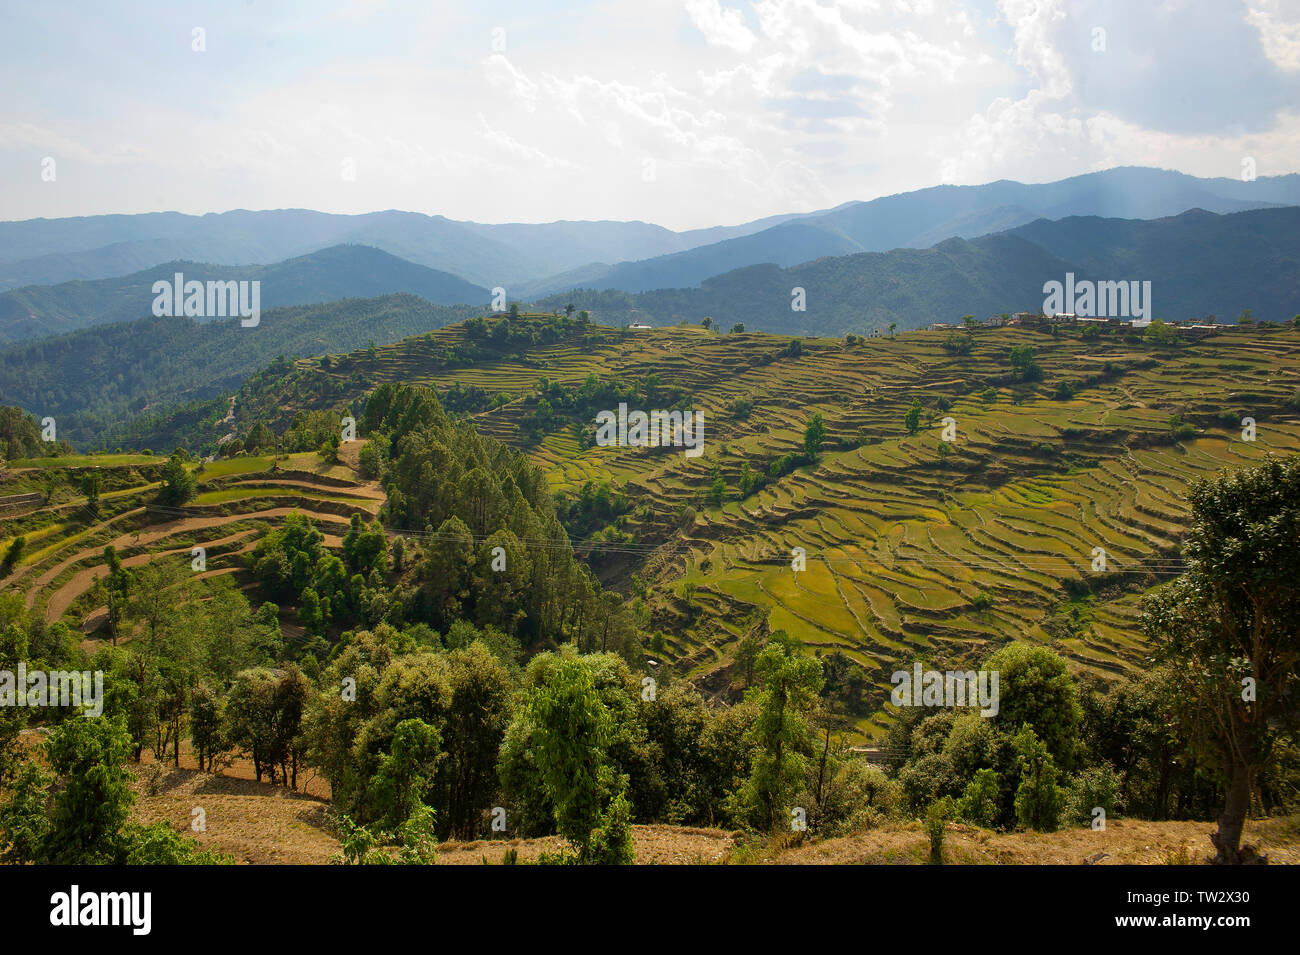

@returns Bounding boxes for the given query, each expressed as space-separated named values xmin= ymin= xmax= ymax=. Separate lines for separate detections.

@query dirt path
xmin=227 ymin=478 xmax=386 ymax=501
xmin=22 ymin=507 xmax=148 ymax=606
xmin=27 ymin=507 xmax=354 ymax=617
xmin=45 ymin=530 xmax=259 ymax=622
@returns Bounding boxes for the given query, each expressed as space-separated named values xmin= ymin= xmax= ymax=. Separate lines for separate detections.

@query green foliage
xmin=1012 ymin=725 xmax=1065 ymax=832
xmin=1142 ymin=454 xmax=1300 ymax=862
xmin=731 ymin=637 xmax=823 ymax=831
xmin=925 ymin=796 xmax=954 ymax=864
xmin=367 ymin=382 xmax=636 ymax=653
xmin=189 ymin=682 xmax=228 ymax=772
xmin=816 ymin=759 xmax=902 ymax=836
xmin=224 ymin=665 xmax=309 ymax=786
xmin=0 ymin=405 xmax=53 ymax=460
xmin=0 ymin=537 xmax=24 ymax=578
xmin=0 ymin=715 xmax=223 ymax=864
xmin=523 ymin=657 xmax=619 ymax=858
xmin=957 ymin=768 xmax=1001 ymax=828
xmin=0 ymin=761 xmax=52 ymax=863
xmin=1064 ymin=763 xmax=1124 ymax=826
xmin=1144 ymin=319 xmax=1177 ymax=345
xmin=904 ymin=398 xmax=922 ymax=435
xmin=157 ymin=450 xmax=197 ymax=505
xmin=708 ymin=466 xmax=726 ymax=507
xmin=80 ymin=470 xmax=103 ymax=512
xmin=803 ymin=412 xmax=826 ymax=459
xmin=368 ymin=718 xmax=442 ymax=830
xmin=335 ymin=801 xmax=438 ymax=865
xmin=587 ymin=790 xmax=635 ymax=865
xmin=941 ymin=332 xmax=972 ymax=355
xmin=1168 ymin=415 xmax=1197 ymax=442
xmin=1008 ymin=344 xmax=1043 ymax=382
xmin=984 ymin=642 xmax=1081 ymax=770
xmin=120 ymin=823 xmax=234 ymax=865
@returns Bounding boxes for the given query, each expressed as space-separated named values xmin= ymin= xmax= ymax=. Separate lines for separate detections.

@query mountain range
xmin=0 ymin=244 xmax=488 ymax=343
xmin=3 ymin=166 xmax=1298 ymax=312
xmin=0 ymin=293 xmax=476 ymax=447
xmin=5 ymin=203 xmax=1298 ymax=451
xmin=542 ymin=206 xmax=1300 ymax=335
xmin=518 ymin=166 xmax=1300 ymax=297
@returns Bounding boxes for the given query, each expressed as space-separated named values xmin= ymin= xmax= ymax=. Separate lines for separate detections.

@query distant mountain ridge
xmin=521 ymin=167 xmax=1300 ymax=296
xmin=0 ymin=244 xmax=489 ymax=343
xmin=5 ymin=204 xmax=1297 ymax=453
xmin=0 ymin=293 xmax=476 ymax=447
xmin=4 ymin=167 xmax=1297 ymax=300
xmin=539 ymin=206 xmax=1300 ymax=335
xmin=0 ymin=209 xmax=734 ymax=292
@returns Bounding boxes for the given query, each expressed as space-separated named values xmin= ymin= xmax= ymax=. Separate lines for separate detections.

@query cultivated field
xmin=10 ymin=319 xmax=1299 ymax=737
xmin=222 ymin=319 xmax=1300 ymax=735
xmin=1 ymin=451 xmax=382 ymax=640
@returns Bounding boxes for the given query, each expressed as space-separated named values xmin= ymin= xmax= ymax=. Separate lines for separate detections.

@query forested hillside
xmin=541 ymin=207 xmax=1300 ymax=333
xmin=0 ymin=245 xmax=489 ymax=342
xmin=524 ymin=167 xmax=1300 ymax=296
xmin=0 ymin=293 xmax=477 ymax=447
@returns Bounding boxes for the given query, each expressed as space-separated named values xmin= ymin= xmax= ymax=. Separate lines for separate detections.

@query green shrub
xmin=1012 ymin=725 xmax=1065 ymax=832
xmin=1064 ymin=763 xmax=1124 ymax=826
xmin=925 ymin=797 xmax=954 ymax=864
xmin=957 ymin=768 xmax=1001 ymax=829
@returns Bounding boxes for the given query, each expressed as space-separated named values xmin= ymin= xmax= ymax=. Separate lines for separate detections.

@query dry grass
xmin=757 ymin=817 xmax=1300 ymax=865
xmin=129 ymin=766 xmax=338 ymax=865
xmin=123 ymin=762 xmax=1300 ymax=867
xmin=435 ymin=826 xmax=737 ymax=866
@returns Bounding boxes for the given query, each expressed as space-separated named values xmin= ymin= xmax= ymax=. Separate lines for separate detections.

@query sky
xmin=2 ymin=0 xmax=1299 ymax=230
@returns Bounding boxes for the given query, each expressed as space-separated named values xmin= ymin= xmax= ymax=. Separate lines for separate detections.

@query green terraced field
xmin=318 ymin=321 xmax=1298 ymax=733
xmin=1 ymin=451 xmax=381 ymax=631
xmin=19 ymin=317 xmax=1300 ymax=739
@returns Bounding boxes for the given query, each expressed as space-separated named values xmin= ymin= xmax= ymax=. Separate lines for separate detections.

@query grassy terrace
xmin=269 ymin=319 xmax=1300 ymax=734
xmin=14 ymin=317 xmax=1298 ymax=736
xmin=1 ymin=451 xmax=379 ymax=630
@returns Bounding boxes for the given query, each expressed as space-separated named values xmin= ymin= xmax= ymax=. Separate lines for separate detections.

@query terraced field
xmin=13 ymin=316 xmax=1299 ymax=740
xmin=238 ymin=318 xmax=1300 ymax=735
xmin=0 ymin=450 xmax=382 ymax=639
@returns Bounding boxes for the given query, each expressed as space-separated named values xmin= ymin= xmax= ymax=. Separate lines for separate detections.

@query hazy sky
xmin=2 ymin=0 xmax=1299 ymax=230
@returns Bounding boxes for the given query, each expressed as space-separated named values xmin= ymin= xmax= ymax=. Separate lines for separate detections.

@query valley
xmin=9 ymin=313 xmax=1298 ymax=742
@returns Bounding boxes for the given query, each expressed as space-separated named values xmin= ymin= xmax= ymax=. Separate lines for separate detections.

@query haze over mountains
xmin=3 ymin=167 xmax=1298 ymax=313
xmin=0 ymin=208 xmax=777 ymax=293
xmin=0 ymin=245 xmax=488 ymax=342
xmin=6 ymin=203 xmax=1299 ymax=452
xmin=544 ymin=207 xmax=1300 ymax=335
xmin=1 ymin=164 xmax=1297 ymax=433
xmin=519 ymin=166 xmax=1300 ymax=297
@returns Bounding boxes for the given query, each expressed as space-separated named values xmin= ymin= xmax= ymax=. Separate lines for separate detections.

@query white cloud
xmin=1246 ymin=0 xmax=1300 ymax=71
xmin=477 ymin=113 xmax=582 ymax=169
xmin=686 ymin=0 xmax=758 ymax=52
xmin=0 ymin=0 xmax=1297 ymax=228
